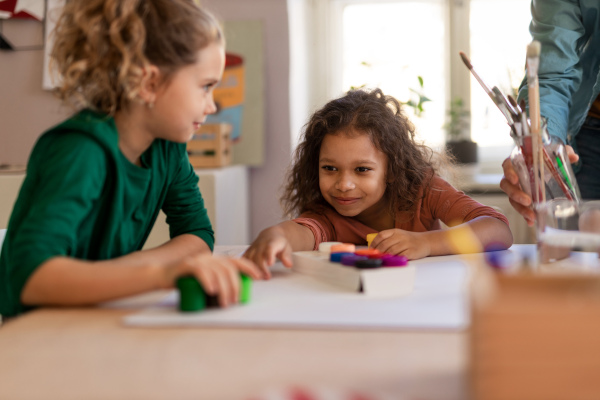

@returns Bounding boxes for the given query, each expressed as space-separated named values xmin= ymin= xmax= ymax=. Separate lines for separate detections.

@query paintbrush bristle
xmin=527 ymin=40 xmax=541 ymax=59
xmin=459 ymin=52 xmax=472 ymax=69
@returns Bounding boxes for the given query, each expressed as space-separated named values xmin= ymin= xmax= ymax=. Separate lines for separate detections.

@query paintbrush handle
xmin=542 ymin=147 xmax=573 ymax=201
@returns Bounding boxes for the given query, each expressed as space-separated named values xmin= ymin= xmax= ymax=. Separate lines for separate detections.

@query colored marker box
xmin=292 ymin=251 xmax=416 ymax=297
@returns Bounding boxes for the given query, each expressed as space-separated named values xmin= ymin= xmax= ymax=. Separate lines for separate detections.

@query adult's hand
xmin=499 ymin=145 xmax=578 ymax=227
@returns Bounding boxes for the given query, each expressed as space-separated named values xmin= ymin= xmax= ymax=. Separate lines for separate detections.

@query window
xmin=469 ymin=0 xmax=532 ymax=148
xmin=339 ymin=1 xmax=447 ymax=146
xmin=289 ymin=0 xmax=532 ymax=171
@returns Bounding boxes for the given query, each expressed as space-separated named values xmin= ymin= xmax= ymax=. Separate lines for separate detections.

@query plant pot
xmin=445 ymin=140 xmax=478 ymax=165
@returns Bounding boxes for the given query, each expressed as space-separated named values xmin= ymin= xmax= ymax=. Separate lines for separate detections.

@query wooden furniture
xmin=0 ymin=307 xmax=465 ymax=399
xmin=187 ymin=123 xmax=232 ymax=168
xmin=471 ymin=263 xmax=600 ymax=400
xmin=0 ymin=248 xmax=469 ymax=400
xmin=0 ymin=165 xmax=249 ymax=246
xmin=143 ymin=165 xmax=249 ymax=247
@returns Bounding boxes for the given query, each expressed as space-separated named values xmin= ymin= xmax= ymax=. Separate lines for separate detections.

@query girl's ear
xmin=139 ymin=65 xmax=161 ymax=106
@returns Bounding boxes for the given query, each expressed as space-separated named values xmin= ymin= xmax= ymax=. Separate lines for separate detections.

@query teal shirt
xmin=518 ymin=0 xmax=600 ymax=147
xmin=0 ymin=110 xmax=214 ymax=317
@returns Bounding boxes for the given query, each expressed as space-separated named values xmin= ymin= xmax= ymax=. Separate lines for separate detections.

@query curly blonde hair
xmin=51 ymin=0 xmax=223 ymax=115
xmin=282 ymin=88 xmax=439 ymax=219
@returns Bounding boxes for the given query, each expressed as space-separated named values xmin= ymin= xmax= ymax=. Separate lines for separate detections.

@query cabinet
xmin=0 ymin=165 xmax=249 ymax=247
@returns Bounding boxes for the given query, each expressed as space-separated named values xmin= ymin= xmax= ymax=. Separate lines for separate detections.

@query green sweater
xmin=0 ymin=110 xmax=214 ymax=317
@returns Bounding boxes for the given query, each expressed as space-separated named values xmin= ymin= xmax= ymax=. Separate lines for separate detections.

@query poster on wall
xmin=221 ymin=20 xmax=265 ymax=166
xmin=0 ymin=0 xmax=45 ymax=20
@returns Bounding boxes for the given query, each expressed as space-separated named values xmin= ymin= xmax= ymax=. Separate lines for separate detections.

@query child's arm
xmin=371 ymin=216 xmax=513 ymax=259
xmin=243 ymin=221 xmax=315 ymax=277
xmin=21 ymin=234 xmax=264 ymax=308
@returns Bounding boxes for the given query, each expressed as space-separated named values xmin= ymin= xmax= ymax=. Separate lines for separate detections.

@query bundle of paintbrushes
xmin=460 ymin=44 xmax=581 ymax=205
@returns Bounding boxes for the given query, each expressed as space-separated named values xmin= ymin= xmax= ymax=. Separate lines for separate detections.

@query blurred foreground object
xmin=471 ymin=264 xmax=600 ymax=399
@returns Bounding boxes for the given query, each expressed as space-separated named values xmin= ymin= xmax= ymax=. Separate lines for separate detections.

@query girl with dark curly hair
xmin=0 ymin=0 xmax=264 ymax=318
xmin=244 ymin=89 xmax=512 ymax=273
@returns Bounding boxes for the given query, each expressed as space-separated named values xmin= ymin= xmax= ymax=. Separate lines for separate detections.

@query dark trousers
xmin=575 ymin=116 xmax=600 ymax=199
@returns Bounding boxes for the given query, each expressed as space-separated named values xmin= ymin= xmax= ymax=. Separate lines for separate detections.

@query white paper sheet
xmin=123 ymin=258 xmax=470 ymax=331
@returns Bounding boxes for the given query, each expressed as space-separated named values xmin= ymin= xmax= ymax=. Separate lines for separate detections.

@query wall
xmin=204 ymin=0 xmax=291 ymax=238
xmin=0 ymin=1 xmax=291 ymax=240
xmin=0 ymin=18 xmax=70 ymax=166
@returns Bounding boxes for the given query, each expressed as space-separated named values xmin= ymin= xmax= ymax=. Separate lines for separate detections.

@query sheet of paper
xmin=123 ymin=258 xmax=470 ymax=331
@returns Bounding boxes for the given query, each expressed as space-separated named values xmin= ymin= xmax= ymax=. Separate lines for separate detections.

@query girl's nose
xmin=206 ymin=96 xmax=218 ymax=115
xmin=336 ymin=173 xmax=355 ymax=191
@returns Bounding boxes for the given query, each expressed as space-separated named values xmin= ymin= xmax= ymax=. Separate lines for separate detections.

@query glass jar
xmin=509 ymin=122 xmax=580 ymax=204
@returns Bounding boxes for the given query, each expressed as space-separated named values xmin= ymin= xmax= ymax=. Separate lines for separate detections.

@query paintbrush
xmin=526 ymin=41 xmax=544 ymax=203
xmin=460 ymin=52 xmax=517 ymax=129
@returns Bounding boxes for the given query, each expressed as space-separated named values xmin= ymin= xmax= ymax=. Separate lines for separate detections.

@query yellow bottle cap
xmin=366 ymin=233 xmax=378 ymax=248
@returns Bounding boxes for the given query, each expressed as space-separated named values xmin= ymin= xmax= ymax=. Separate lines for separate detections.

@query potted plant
xmin=444 ymin=98 xmax=477 ymax=164
xmin=402 ymin=76 xmax=431 ymax=118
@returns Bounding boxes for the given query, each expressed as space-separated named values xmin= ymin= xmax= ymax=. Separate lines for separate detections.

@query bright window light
xmin=469 ymin=0 xmax=532 ymax=148
xmin=341 ymin=1 xmax=447 ymax=146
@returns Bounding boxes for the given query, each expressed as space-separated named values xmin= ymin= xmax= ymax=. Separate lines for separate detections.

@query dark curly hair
xmin=282 ymin=88 xmax=437 ymax=218
xmin=50 ymin=0 xmax=223 ymax=115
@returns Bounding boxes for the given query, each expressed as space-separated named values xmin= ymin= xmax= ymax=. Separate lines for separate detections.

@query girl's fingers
xmin=370 ymin=230 xmax=391 ymax=249
xmin=232 ymin=257 xmax=266 ymax=280
xmin=279 ymin=245 xmax=293 ymax=269
xmin=194 ymin=258 xmax=217 ymax=295
xmin=212 ymin=261 xmax=235 ymax=307
xmin=221 ymin=260 xmax=240 ymax=305
xmin=374 ymin=238 xmax=395 ymax=255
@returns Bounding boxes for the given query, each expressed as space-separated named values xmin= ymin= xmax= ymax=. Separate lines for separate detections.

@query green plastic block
xmin=176 ymin=274 xmax=253 ymax=312
xmin=176 ymin=276 xmax=207 ymax=312
xmin=240 ymin=274 xmax=252 ymax=304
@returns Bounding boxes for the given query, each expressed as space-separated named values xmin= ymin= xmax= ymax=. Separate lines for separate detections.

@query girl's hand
xmin=370 ymin=229 xmax=431 ymax=260
xmin=243 ymin=228 xmax=294 ymax=278
xmin=162 ymin=254 xmax=264 ymax=307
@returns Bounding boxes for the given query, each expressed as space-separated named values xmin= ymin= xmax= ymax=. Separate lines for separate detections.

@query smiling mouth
xmin=193 ymin=122 xmax=203 ymax=131
xmin=333 ymin=197 xmax=359 ymax=205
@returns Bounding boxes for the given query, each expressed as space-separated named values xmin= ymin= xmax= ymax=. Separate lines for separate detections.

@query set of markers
xmin=292 ymin=237 xmax=416 ymax=297
xmin=460 ymin=44 xmax=581 ymax=205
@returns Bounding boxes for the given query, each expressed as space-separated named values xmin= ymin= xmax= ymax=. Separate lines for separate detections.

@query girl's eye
xmin=356 ymin=167 xmax=371 ymax=173
xmin=203 ymin=84 xmax=213 ymax=92
xmin=321 ymin=165 xmax=337 ymax=171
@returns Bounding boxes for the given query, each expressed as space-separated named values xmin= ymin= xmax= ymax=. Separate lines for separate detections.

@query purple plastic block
xmin=330 ymin=252 xmax=356 ymax=262
xmin=381 ymin=255 xmax=408 ymax=267
xmin=340 ymin=254 xmax=368 ymax=266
